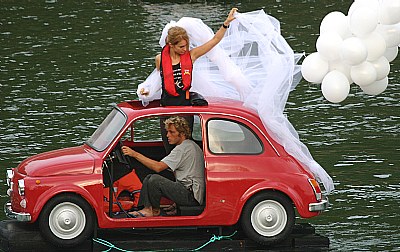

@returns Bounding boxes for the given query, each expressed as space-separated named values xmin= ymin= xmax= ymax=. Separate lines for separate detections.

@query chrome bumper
xmin=309 ymin=199 xmax=329 ymax=212
xmin=4 ymin=202 xmax=31 ymax=222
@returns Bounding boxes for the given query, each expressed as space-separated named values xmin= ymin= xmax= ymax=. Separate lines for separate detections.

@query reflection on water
xmin=0 ymin=1 xmax=399 ymax=251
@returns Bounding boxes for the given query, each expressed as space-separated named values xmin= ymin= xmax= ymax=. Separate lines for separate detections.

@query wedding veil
xmin=137 ymin=10 xmax=334 ymax=193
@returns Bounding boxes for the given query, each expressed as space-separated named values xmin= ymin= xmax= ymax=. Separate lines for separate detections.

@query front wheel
xmin=241 ymin=191 xmax=295 ymax=246
xmin=39 ymin=194 xmax=95 ymax=248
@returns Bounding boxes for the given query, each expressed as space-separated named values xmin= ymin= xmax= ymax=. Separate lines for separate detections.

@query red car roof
xmin=117 ymin=97 xmax=259 ymax=118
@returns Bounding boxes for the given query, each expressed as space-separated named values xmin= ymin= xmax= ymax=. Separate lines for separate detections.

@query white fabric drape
xmin=137 ymin=10 xmax=334 ymax=193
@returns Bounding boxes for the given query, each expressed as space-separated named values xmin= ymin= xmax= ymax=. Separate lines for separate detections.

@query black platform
xmin=0 ymin=220 xmax=329 ymax=251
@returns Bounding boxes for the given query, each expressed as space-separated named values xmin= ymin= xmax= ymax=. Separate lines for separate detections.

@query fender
xmin=234 ymin=178 xmax=319 ymax=222
xmin=30 ymin=181 xmax=102 ymax=223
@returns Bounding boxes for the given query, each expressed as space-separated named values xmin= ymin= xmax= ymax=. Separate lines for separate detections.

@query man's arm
xmin=121 ymin=146 xmax=168 ymax=173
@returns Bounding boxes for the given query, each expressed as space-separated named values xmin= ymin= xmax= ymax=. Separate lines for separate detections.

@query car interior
xmin=102 ymin=114 xmax=205 ymax=218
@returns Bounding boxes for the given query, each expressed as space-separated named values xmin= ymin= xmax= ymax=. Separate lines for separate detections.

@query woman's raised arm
xmin=190 ymin=8 xmax=238 ymax=62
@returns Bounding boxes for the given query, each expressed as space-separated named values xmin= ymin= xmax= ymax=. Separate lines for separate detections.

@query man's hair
xmin=164 ymin=116 xmax=191 ymax=138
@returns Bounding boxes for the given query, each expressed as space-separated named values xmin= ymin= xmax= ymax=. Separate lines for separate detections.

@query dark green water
xmin=1 ymin=1 xmax=399 ymax=251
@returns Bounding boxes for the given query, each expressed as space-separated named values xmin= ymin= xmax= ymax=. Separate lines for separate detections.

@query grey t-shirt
xmin=161 ymin=139 xmax=205 ymax=205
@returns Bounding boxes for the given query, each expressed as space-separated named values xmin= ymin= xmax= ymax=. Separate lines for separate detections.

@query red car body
xmin=5 ymin=98 xmax=328 ymax=247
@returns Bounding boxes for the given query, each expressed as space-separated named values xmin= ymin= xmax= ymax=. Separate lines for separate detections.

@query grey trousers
xmin=138 ymin=174 xmax=199 ymax=209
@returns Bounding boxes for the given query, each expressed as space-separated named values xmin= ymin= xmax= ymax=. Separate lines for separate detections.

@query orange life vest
xmin=161 ymin=44 xmax=192 ymax=96
xmin=103 ymin=170 xmax=142 ymax=212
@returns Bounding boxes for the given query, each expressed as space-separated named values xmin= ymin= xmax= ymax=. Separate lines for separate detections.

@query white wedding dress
xmin=137 ymin=10 xmax=334 ymax=193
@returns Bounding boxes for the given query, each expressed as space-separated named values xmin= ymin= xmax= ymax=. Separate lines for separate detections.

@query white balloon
xmin=301 ymin=52 xmax=329 ymax=83
xmin=329 ymin=60 xmax=353 ymax=84
xmin=360 ymin=77 xmax=389 ymax=95
xmin=362 ymin=32 xmax=387 ymax=61
xmin=320 ymin=11 xmax=352 ymax=39
xmin=341 ymin=37 xmax=368 ymax=65
xmin=379 ymin=0 xmax=400 ymax=25
xmin=370 ymin=56 xmax=390 ymax=81
xmin=376 ymin=23 xmax=400 ymax=48
xmin=349 ymin=0 xmax=380 ymax=16
xmin=316 ymin=32 xmax=343 ymax=61
xmin=383 ymin=46 xmax=399 ymax=62
xmin=349 ymin=6 xmax=378 ymax=37
xmin=351 ymin=61 xmax=377 ymax=86
xmin=321 ymin=70 xmax=350 ymax=103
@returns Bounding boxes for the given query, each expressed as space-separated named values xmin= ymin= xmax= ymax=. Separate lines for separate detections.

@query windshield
xmin=86 ymin=108 xmax=127 ymax=151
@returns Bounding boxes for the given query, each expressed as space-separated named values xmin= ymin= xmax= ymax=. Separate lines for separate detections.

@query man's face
xmin=166 ymin=125 xmax=184 ymax=145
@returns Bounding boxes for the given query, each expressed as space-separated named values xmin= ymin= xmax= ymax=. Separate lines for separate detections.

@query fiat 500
xmin=5 ymin=98 xmax=328 ymax=248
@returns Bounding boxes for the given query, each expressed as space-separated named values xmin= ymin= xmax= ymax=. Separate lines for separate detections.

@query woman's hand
xmin=139 ymin=88 xmax=149 ymax=96
xmin=224 ymin=8 xmax=238 ymax=26
xmin=190 ymin=7 xmax=238 ymax=62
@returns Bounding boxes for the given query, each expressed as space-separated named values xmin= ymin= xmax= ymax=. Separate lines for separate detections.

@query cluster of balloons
xmin=301 ymin=0 xmax=400 ymax=103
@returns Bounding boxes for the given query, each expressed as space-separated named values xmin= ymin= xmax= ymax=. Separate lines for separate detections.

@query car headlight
xmin=20 ymin=198 xmax=27 ymax=209
xmin=18 ymin=179 xmax=25 ymax=196
xmin=6 ymin=169 xmax=13 ymax=187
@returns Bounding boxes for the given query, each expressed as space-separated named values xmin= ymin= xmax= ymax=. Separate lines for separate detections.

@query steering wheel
xmin=113 ymin=140 xmax=129 ymax=165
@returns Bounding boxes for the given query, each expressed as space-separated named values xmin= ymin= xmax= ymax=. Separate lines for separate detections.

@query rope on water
xmin=92 ymin=230 xmax=237 ymax=252
xmin=191 ymin=231 xmax=237 ymax=251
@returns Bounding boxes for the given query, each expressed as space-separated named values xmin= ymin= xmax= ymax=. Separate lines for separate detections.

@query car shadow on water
xmin=0 ymin=220 xmax=328 ymax=251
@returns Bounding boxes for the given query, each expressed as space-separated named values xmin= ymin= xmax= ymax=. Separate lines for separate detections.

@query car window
xmin=132 ymin=117 xmax=161 ymax=141
xmin=86 ymin=108 xmax=126 ymax=151
xmin=207 ymin=119 xmax=263 ymax=154
xmin=130 ymin=115 xmax=201 ymax=142
xmin=192 ymin=115 xmax=202 ymax=141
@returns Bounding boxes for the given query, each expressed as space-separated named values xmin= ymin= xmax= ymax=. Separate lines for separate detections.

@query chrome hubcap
xmin=251 ymin=199 xmax=287 ymax=237
xmin=48 ymin=202 xmax=86 ymax=239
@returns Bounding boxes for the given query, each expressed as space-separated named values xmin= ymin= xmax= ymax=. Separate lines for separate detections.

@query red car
xmin=5 ymin=98 xmax=328 ymax=248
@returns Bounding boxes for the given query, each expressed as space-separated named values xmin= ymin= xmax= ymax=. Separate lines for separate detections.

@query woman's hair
xmin=167 ymin=26 xmax=189 ymax=46
xmin=164 ymin=116 xmax=191 ymax=138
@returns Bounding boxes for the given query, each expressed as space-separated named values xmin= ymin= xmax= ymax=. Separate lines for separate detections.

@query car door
xmin=201 ymin=114 xmax=280 ymax=225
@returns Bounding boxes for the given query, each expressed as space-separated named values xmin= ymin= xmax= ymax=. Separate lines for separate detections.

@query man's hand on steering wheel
xmin=121 ymin=144 xmax=137 ymax=160
xmin=114 ymin=140 xmax=129 ymax=165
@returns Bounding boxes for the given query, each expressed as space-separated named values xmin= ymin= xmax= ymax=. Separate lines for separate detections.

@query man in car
xmin=121 ymin=116 xmax=204 ymax=217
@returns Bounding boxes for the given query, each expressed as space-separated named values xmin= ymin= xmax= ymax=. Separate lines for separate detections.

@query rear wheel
xmin=39 ymin=194 xmax=95 ymax=247
xmin=241 ymin=191 xmax=295 ymax=245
